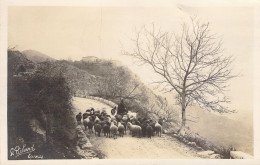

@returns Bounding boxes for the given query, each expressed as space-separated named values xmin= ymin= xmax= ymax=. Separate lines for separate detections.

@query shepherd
xmin=117 ymin=99 xmax=128 ymax=116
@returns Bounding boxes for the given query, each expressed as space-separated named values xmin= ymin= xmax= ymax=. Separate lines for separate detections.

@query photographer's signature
xmin=9 ymin=144 xmax=43 ymax=159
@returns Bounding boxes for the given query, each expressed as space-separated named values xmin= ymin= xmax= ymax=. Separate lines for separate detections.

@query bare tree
xmin=123 ymin=18 xmax=237 ymax=130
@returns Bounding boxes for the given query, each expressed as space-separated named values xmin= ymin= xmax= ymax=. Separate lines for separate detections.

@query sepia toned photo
xmin=3 ymin=1 xmax=259 ymax=162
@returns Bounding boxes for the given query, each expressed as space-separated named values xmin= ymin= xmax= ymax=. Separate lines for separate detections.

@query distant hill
xmin=22 ymin=49 xmax=56 ymax=63
xmin=8 ymin=49 xmax=36 ymax=76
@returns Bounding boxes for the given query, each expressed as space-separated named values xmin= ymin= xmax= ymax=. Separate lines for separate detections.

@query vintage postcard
xmin=0 ymin=0 xmax=260 ymax=164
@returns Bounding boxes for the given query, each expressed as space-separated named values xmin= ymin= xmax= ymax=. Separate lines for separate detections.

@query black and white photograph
xmin=1 ymin=0 xmax=260 ymax=164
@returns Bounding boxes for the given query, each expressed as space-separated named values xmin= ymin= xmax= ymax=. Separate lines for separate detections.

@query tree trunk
xmin=181 ymin=93 xmax=186 ymax=127
xmin=182 ymin=107 xmax=186 ymax=127
xmin=177 ymin=107 xmax=188 ymax=136
xmin=178 ymin=94 xmax=187 ymax=135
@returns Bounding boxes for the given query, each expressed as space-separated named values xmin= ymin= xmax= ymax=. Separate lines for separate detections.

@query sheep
xmin=103 ymin=123 xmax=110 ymax=138
xmin=83 ymin=116 xmax=91 ymax=131
xmin=155 ymin=122 xmax=162 ymax=137
xmin=83 ymin=112 xmax=88 ymax=120
xmin=101 ymin=110 xmax=106 ymax=116
xmin=94 ymin=110 xmax=101 ymax=116
xmin=146 ymin=125 xmax=153 ymax=139
xmin=135 ymin=120 xmax=141 ymax=126
xmin=158 ymin=119 xmax=163 ymax=126
xmin=122 ymin=115 xmax=128 ymax=123
xmin=101 ymin=112 xmax=107 ymax=118
xmin=94 ymin=116 xmax=101 ymax=122
xmin=111 ymin=115 xmax=116 ymax=121
xmin=115 ymin=114 xmax=122 ymax=121
xmin=150 ymin=121 xmax=156 ymax=136
xmin=112 ymin=120 xmax=118 ymax=126
xmin=87 ymin=121 xmax=94 ymax=134
xmin=127 ymin=112 xmax=137 ymax=119
xmin=141 ymin=123 xmax=147 ymax=137
xmin=110 ymin=122 xmax=118 ymax=139
xmin=117 ymin=122 xmax=125 ymax=137
xmin=86 ymin=109 xmax=91 ymax=113
xmin=127 ymin=122 xmax=141 ymax=138
xmin=121 ymin=121 xmax=127 ymax=135
xmin=132 ymin=125 xmax=142 ymax=138
xmin=89 ymin=115 xmax=95 ymax=122
xmin=129 ymin=117 xmax=135 ymax=122
xmin=99 ymin=115 xmax=105 ymax=121
xmin=99 ymin=121 xmax=106 ymax=128
xmin=90 ymin=108 xmax=95 ymax=115
xmin=94 ymin=122 xmax=102 ymax=137
xmin=105 ymin=116 xmax=111 ymax=123
xmin=127 ymin=122 xmax=134 ymax=135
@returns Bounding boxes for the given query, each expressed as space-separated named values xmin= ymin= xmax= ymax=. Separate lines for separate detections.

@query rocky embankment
xmin=75 ymin=124 xmax=101 ymax=159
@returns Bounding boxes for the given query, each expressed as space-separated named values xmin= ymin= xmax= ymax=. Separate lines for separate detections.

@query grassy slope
xmin=186 ymin=106 xmax=253 ymax=155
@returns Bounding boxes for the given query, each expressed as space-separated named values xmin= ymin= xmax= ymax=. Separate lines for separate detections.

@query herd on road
xmin=76 ymin=107 xmax=163 ymax=139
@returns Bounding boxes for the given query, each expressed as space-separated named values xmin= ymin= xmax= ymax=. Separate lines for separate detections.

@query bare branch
xmin=123 ymin=18 xmax=237 ymax=126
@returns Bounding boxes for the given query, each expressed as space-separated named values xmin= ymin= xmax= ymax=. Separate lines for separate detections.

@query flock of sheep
xmin=76 ymin=108 xmax=163 ymax=139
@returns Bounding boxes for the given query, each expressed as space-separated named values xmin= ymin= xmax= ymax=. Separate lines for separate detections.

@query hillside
xmin=37 ymin=60 xmax=98 ymax=96
xmin=186 ymin=106 xmax=253 ymax=155
xmin=32 ymin=57 xmax=166 ymax=120
xmin=8 ymin=49 xmax=80 ymax=159
xmin=63 ymin=59 xmax=168 ymax=120
xmin=22 ymin=49 xmax=56 ymax=63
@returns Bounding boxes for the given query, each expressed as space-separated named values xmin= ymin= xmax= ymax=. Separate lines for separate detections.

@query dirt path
xmin=87 ymin=131 xmax=203 ymax=159
xmin=72 ymin=97 xmax=204 ymax=159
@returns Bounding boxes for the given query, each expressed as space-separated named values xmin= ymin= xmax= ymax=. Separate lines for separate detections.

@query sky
xmin=8 ymin=5 xmax=255 ymax=120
